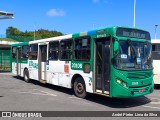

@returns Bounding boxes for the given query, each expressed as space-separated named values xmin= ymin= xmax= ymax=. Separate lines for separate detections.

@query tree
xmin=6 ymin=26 xmax=63 ymax=42
xmin=6 ymin=26 xmax=20 ymax=37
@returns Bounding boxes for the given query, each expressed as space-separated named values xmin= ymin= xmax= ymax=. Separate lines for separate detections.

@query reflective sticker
xmin=136 ymin=57 xmax=141 ymax=64
xmin=121 ymin=54 xmax=127 ymax=59
xmin=142 ymin=64 xmax=146 ymax=70
xmin=64 ymin=64 xmax=69 ymax=73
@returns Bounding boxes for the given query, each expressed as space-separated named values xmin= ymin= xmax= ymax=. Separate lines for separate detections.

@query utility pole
xmin=133 ymin=0 xmax=136 ymax=27
xmin=155 ymin=25 xmax=158 ymax=39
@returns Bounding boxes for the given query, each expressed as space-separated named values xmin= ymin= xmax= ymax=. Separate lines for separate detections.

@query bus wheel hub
xmin=76 ymin=83 xmax=84 ymax=93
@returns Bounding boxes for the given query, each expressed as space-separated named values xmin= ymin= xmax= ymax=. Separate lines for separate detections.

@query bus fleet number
xmin=72 ymin=63 xmax=82 ymax=69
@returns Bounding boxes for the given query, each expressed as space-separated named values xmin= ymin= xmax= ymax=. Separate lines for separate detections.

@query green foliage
xmin=0 ymin=38 xmax=17 ymax=42
xmin=6 ymin=26 xmax=20 ymax=36
xmin=35 ymin=29 xmax=63 ymax=39
xmin=6 ymin=26 xmax=63 ymax=42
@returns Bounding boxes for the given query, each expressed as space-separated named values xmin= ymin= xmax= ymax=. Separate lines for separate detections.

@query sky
xmin=0 ymin=0 xmax=160 ymax=39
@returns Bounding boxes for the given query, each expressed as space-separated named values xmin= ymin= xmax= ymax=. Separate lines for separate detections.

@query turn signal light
xmin=84 ymin=63 xmax=90 ymax=73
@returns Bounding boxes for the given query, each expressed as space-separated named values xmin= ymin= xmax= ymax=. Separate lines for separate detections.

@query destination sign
xmin=116 ymin=27 xmax=151 ymax=40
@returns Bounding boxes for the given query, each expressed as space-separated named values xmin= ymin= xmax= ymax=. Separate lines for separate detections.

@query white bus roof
xmin=151 ymin=39 xmax=160 ymax=44
xmin=29 ymin=34 xmax=72 ymax=44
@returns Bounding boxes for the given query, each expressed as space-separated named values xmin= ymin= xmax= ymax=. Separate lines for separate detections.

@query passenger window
xmin=18 ymin=48 xmax=22 ymax=59
xmin=22 ymin=45 xmax=29 ymax=59
xmin=74 ymin=37 xmax=90 ymax=60
xmin=60 ymin=39 xmax=72 ymax=60
xmin=152 ymin=44 xmax=160 ymax=60
xmin=12 ymin=47 xmax=17 ymax=59
xmin=29 ymin=44 xmax=38 ymax=60
xmin=49 ymin=41 xmax=59 ymax=60
xmin=152 ymin=45 xmax=155 ymax=51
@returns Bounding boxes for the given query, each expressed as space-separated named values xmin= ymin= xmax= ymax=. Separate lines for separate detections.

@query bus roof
xmin=11 ymin=26 xmax=150 ymax=45
xmin=29 ymin=34 xmax=72 ymax=44
xmin=11 ymin=42 xmax=28 ymax=47
xmin=151 ymin=39 xmax=160 ymax=43
xmin=73 ymin=26 xmax=150 ymax=37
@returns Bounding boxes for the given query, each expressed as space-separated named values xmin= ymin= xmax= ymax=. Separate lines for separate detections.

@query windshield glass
xmin=114 ymin=40 xmax=152 ymax=70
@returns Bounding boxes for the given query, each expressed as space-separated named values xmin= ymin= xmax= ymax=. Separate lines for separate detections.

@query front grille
xmin=129 ymin=84 xmax=152 ymax=88
xmin=127 ymin=71 xmax=152 ymax=80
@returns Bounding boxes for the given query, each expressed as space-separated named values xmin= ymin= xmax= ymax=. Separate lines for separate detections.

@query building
xmin=0 ymin=10 xmax=14 ymax=71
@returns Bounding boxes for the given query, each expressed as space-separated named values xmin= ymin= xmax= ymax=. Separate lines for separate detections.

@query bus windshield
xmin=114 ymin=40 xmax=152 ymax=70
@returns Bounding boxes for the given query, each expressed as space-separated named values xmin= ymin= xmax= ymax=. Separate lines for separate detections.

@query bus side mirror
xmin=114 ymin=41 xmax=119 ymax=56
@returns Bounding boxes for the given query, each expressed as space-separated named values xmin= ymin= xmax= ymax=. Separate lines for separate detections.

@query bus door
xmin=95 ymin=37 xmax=111 ymax=94
xmin=38 ymin=45 xmax=47 ymax=82
xmin=16 ymin=47 xmax=22 ymax=76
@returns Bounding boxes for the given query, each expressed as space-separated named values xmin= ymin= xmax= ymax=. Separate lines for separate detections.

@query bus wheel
xmin=24 ymin=69 xmax=30 ymax=83
xmin=74 ymin=77 xmax=87 ymax=98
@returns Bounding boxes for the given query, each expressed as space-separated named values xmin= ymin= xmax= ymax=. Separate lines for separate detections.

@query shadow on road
xmin=13 ymin=76 xmax=151 ymax=108
xmin=86 ymin=94 xmax=151 ymax=108
xmin=13 ymin=76 xmax=73 ymax=96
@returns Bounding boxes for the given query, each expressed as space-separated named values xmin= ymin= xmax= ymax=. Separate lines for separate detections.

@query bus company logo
xmin=2 ymin=112 xmax=11 ymax=117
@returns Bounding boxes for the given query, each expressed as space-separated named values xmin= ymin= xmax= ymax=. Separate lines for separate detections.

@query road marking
xmin=143 ymin=105 xmax=160 ymax=110
xmin=32 ymin=89 xmax=57 ymax=96
xmin=147 ymin=97 xmax=160 ymax=104
xmin=18 ymin=92 xmax=30 ymax=94
xmin=69 ymin=96 xmax=82 ymax=100
xmin=18 ymin=91 xmax=48 ymax=96
xmin=40 ymin=91 xmax=57 ymax=96
xmin=18 ymin=91 xmax=57 ymax=96
xmin=33 ymin=89 xmax=39 ymax=91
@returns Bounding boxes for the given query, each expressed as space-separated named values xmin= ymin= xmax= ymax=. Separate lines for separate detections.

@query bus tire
xmin=74 ymin=77 xmax=87 ymax=98
xmin=24 ymin=69 xmax=30 ymax=83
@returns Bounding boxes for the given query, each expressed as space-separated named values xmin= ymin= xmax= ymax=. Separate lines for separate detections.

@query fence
xmin=0 ymin=50 xmax=11 ymax=71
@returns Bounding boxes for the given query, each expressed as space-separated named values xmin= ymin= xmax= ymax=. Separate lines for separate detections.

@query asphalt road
xmin=0 ymin=72 xmax=160 ymax=120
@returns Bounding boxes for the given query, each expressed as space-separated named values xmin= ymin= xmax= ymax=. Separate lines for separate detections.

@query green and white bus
xmin=11 ymin=26 xmax=154 ymax=98
xmin=151 ymin=39 xmax=160 ymax=85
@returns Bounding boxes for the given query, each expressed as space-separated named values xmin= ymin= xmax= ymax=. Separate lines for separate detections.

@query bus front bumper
xmin=111 ymin=83 xmax=154 ymax=98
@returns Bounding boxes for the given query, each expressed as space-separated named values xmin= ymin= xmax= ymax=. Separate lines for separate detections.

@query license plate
xmin=139 ymin=89 xmax=145 ymax=93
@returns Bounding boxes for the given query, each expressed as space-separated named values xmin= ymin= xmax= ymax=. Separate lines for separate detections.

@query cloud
xmin=46 ymin=9 xmax=65 ymax=17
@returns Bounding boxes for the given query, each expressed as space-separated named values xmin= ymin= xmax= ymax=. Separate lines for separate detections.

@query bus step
xmin=94 ymin=90 xmax=109 ymax=96
xmin=94 ymin=92 xmax=109 ymax=97
xmin=39 ymin=80 xmax=47 ymax=84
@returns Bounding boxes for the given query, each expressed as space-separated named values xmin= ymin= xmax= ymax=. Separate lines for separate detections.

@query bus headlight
xmin=116 ymin=79 xmax=128 ymax=88
xmin=116 ymin=79 xmax=121 ymax=84
xmin=122 ymin=82 xmax=127 ymax=88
